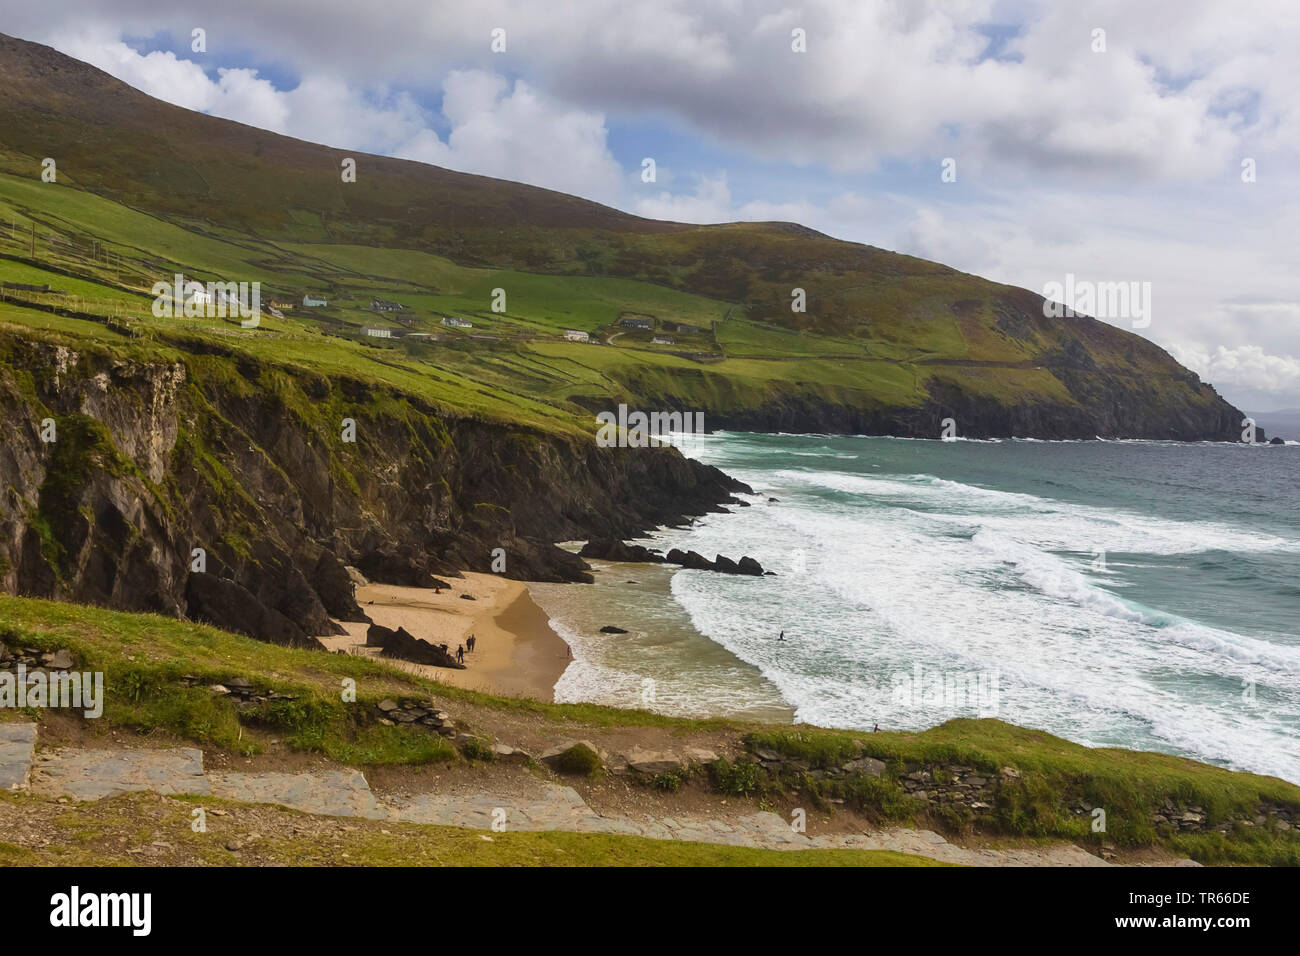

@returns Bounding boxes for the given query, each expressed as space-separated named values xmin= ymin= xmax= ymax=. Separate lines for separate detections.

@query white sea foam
xmin=774 ymin=468 xmax=1300 ymax=555
xmin=546 ymin=438 xmax=1300 ymax=783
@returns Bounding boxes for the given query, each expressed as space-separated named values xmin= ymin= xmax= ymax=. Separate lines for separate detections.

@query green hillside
xmin=0 ymin=32 xmax=1243 ymax=441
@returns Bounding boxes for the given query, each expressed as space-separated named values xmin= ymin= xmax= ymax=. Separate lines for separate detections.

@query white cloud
xmin=397 ymin=72 xmax=623 ymax=204
xmin=1171 ymin=343 xmax=1300 ymax=401
xmin=44 ymin=28 xmax=623 ymax=205
xmin=634 ymin=174 xmax=734 ymax=223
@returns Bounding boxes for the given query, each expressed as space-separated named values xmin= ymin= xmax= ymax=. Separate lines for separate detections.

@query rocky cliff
xmin=702 ymin=375 xmax=1245 ymax=440
xmin=0 ymin=332 xmax=747 ymax=646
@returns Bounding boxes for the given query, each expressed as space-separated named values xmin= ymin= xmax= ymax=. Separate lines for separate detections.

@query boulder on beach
xmin=665 ymin=548 xmax=713 ymax=570
xmin=579 ymin=539 xmax=666 ymax=563
xmin=599 ymin=625 xmax=629 ymax=634
xmin=662 ymin=548 xmax=766 ymax=576
xmin=366 ymin=623 xmax=465 ymax=669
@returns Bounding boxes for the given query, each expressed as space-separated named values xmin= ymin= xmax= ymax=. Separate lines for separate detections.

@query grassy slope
xmin=0 ymin=171 xmax=937 ymax=427
xmin=0 ymin=32 xmax=1239 ymax=435
xmin=3 ymin=595 xmax=1298 ymax=865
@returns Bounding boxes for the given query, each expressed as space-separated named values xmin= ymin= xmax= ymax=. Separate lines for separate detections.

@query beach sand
xmin=318 ymin=572 xmax=571 ymax=701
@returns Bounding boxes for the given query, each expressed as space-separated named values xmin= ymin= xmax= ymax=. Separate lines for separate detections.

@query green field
xmin=0 ymin=170 xmax=949 ymax=431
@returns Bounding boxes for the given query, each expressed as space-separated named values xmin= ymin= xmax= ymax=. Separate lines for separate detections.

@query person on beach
xmin=467 ymin=634 xmax=476 ymax=653
xmin=456 ymin=644 xmax=465 ymax=663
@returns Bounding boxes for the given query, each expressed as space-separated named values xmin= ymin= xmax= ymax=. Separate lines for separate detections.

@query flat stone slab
xmin=806 ymin=827 xmax=1110 ymax=866
xmin=392 ymin=785 xmax=603 ymax=831
xmin=31 ymin=747 xmax=209 ymax=800
xmin=0 ymin=722 xmax=38 ymax=791
xmin=208 ymin=770 xmax=387 ymax=820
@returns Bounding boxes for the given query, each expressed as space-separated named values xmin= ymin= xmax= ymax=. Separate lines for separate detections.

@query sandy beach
xmin=319 ymin=572 xmax=571 ymax=701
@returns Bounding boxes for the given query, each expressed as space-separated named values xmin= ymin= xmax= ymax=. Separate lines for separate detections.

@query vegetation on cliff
xmin=0 ymin=323 xmax=746 ymax=642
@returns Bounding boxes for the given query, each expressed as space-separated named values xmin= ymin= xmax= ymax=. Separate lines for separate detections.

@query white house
xmin=563 ymin=329 xmax=590 ymax=342
xmin=360 ymin=325 xmax=393 ymax=338
xmin=303 ymin=294 xmax=328 ymax=307
xmin=184 ymin=282 xmax=212 ymax=309
xmin=441 ymin=316 xmax=473 ymax=328
xmin=652 ymin=335 xmax=675 ymax=345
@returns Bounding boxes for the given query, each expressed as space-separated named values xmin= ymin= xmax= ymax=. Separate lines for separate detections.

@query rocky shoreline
xmin=0 ymin=335 xmax=748 ymax=650
xmin=579 ymin=538 xmax=767 ymax=576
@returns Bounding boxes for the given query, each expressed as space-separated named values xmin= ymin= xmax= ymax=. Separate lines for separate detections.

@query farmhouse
xmin=303 ymin=294 xmax=328 ymax=307
xmin=184 ymin=283 xmax=211 ymax=308
xmin=652 ymin=335 xmax=675 ymax=345
xmin=441 ymin=316 xmax=473 ymax=328
xmin=371 ymin=298 xmax=404 ymax=312
xmin=269 ymin=299 xmax=294 ymax=311
xmin=359 ymin=325 xmax=395 ymax=338
xmin=563 ymin=329 xmax=590 ymax=342
xmin=673 ymin=323 xmax=700 ymax=334
xmin=620 ymin=317 xmax=651 ymax=329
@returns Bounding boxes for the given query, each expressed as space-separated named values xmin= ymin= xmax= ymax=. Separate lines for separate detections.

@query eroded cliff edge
xmin=0 ymin=334 xmax=747 ymax=647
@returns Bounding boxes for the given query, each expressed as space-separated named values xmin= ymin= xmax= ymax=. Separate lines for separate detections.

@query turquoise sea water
xmin=538 ymin=433 xmax=1300 ymax=784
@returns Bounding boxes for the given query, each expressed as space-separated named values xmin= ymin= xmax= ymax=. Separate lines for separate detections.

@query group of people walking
xmin=456 ymin=633 xmax=477 ymax=664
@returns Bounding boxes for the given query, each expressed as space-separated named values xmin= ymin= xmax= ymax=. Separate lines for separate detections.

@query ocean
xmin=531 ymin=433 xmax=1300 ymax=784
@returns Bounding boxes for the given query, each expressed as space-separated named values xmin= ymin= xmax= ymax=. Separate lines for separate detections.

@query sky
xmin=4 ymin=0 xmax=1298 ymax=411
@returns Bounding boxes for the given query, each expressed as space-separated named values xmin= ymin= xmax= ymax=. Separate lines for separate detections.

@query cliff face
xmin=0 ymin=334 xmax=746 ymax=646
xmin=702 ymin=374 xmax=1244 ymax=440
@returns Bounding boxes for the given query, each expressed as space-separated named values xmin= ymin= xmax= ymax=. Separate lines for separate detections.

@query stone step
xmin=0 ymin=722 xmax=38 ymax=792
xmin=208 ymin=770 xmax=387 ymax=820
xmin=30 ymin=747 xmax=209 ymax=800
xmin=390 ymin=785 xmax=600 ymax=831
